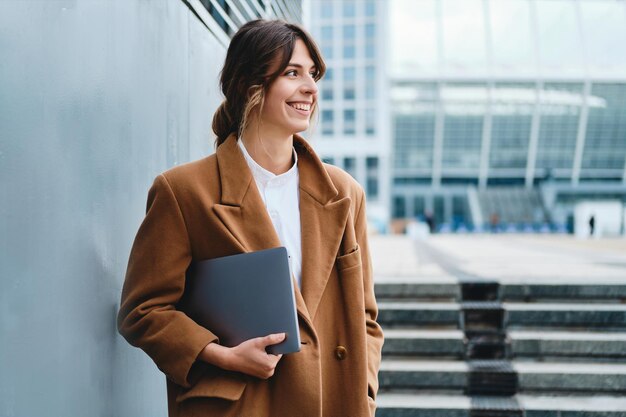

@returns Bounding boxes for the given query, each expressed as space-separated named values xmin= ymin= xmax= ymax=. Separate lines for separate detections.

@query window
xmin=322 ymin=87 xmax=333 ymax=100
xmin=365 ymin=23 xmax=375 ymax=38
xmin=344 ymin=88 xmax=355 ymax=100
xmin=343 ymin=67 xmax=355 ymax=82
xmin=343 ymin=1 xmax=355 ymax=18
xmin=322 ymin=45 xmax=333 ymax=59
xmin=343 ymin=25 xmax=355 ymax=40
xmin=321 ymin=1 xmax=333 ymax=18
xmin=321 ymin=26 xmax=333 ymax=41
xmin=344 ymin=109 xmax=356 ymax=135
xmin=322 ymin=109 xmax=334 ymax=135
xmin=343 ymin=157 xmax=356 ymax=178
xmin=365 ymin=108 xmax=376 ymax=135
xmin=393 ymin=196 xmax=406 ymax=218
xmin=365 ymin=66 xmax=375 ymax=82
xmin=365 ymin=1 xmax=375 ymax=17
xmin=343 ymin=45 xmax=355 ymax=59
xmin=366 ymin=156 xmax=379 ymax=200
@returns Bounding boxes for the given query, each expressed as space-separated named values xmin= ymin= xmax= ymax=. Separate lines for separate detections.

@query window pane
xmin=442 ymin=83 xmax=485 ymax=172
xmin=536 ymin=83 xmax=583 ymax=173
xmin=321 ymin=25 xmax=333 ymax=41
xmin=582 ymin=83 xmax=626 ymax=172
xmin=322 ymin=45 xmax=333 ymax=59
xmin=343 ymin=0 xmax=355 ymax=18
xmin=343 ymin=67 xmax=355 ymax=82
xmin=321 ymin=1 xmax=333 ymax=18
xmin=343 ymin=24 xmax=355 ymax=40
xmin=344 ymin=45 xmax=355 ymax=59
xmin=489 ymin=83 xmax=534 ymax=171
xmin=392 ymin=83 xmax=438 ymax=171
xmin=344 ymin=157 xmax=356 ymax=177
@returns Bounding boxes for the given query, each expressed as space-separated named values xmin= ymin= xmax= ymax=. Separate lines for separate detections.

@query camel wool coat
xmin=117 ymin=133 xmax=384 ymax=417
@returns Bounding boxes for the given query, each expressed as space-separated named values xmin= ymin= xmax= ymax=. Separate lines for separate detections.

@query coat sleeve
xmin=117 ymin=174 xmax=218 ymax=388
xmin=354 ymin=187 xmax=384 ymax=406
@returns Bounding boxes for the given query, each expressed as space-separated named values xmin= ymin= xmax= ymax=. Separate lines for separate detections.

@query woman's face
xmin=260 ymin=38 xmax=319 ymax=136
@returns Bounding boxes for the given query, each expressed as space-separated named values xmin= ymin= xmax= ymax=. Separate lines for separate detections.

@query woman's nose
xmin=301 ymin=77 xmax=318 ymax=95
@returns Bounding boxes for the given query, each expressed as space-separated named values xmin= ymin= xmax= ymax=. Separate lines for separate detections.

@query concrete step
xmin=382 ymin=328 xmax=465 ymax=357
xmin=375 ymin=281 xmax=626 ymax=302
xmin=505 ymin=302 xmax=626 ymax=329
xmin=379 ymin=359 xmax=626 ymax=394
xmin=510 ymin=330 xmax=626 ymax=360
xmin=382 ymin=328 xmax=626 ymax=360
xmin=375 ymin=392 xmax=626 ymax=417
xmin=378 ymin=301 xmax=460 ymax=327
xmin=378 ymin=301 xmax=626 ymax=329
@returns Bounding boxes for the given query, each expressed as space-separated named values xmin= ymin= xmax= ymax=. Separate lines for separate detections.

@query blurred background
xmin=1 ymin=1 xmax=625 ymax=416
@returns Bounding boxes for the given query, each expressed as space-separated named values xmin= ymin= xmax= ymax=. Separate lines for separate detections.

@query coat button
xmin=335 ymin=345 xmax=347 ymax=360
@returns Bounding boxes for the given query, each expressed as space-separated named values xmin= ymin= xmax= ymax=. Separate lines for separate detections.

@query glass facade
xmin=442 ymin=83 xmax=484 ymax=174
xmin=536 ymin=83 xmax=583 ymax=173
xmin=582 ymin=84 xmax=626 ymax=174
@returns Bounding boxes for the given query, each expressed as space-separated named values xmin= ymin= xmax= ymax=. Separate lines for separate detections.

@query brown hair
xmin=212 ymin=19 xmax=326 ymax=147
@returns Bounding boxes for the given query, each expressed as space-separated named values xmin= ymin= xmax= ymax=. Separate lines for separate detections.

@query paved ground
xmin=369 ymin=234 xmax=626 ymax=283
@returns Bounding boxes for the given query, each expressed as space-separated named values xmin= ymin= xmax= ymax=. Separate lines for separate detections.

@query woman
xmin=117 ymin=19 xmax=383 ymax=417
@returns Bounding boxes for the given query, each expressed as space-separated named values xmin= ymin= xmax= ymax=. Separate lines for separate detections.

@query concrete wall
xmin=0 ymin=1 xmax=225 ymax=416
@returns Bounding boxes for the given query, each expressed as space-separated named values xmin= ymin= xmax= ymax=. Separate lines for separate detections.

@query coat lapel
xmin=212 ymin=134 xmax=350 ymax=329
xmin=212 ymin=134 xmax=282 ymax=253
xmin=293 ymin=136 xmax=351 ymax=321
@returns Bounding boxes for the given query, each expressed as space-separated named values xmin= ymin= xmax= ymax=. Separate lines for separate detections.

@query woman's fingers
xmin=259 ymin=332 xmax=286 ymax=348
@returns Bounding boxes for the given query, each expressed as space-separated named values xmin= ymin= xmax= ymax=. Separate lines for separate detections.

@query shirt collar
xmin=237 ymin=138 xmax=298 ymax=186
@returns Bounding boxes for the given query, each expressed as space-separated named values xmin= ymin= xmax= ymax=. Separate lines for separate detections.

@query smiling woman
xmin=117 ymin=19 xmax=383 ymax=417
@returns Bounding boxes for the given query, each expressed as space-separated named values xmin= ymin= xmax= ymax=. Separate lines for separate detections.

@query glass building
xmin=390 ymin=0 xmax=626 ymax=230
xmin=307 ymin=0 xmax=392 ymax=231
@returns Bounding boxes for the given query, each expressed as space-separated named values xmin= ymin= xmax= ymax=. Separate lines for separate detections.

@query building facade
xmin=390 ymin=0 xmax=626 ymax=230
xmin=306 ymin=0 xmax=392 ymax=231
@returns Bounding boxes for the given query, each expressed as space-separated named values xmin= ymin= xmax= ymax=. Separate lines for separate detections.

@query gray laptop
xmin=179 ymin=247 xmax=301 ymax=355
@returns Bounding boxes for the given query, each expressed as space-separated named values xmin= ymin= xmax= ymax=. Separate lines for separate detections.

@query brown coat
xmin=117 ymin=133 xmax=384 ymax=417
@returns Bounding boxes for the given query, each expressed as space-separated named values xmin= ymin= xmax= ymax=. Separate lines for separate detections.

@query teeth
xmin=289 ymin=103 xmax=311 ymax=111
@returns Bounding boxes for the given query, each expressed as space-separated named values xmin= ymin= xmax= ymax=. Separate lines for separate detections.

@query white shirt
xmin=237 ymin=139 xmax=302 ymax=288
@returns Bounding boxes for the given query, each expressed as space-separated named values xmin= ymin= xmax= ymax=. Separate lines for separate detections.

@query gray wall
xmin=0 ymin=1 xmax=225 ymax=416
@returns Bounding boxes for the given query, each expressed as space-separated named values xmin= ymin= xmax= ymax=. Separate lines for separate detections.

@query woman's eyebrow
xmin=286 ymin=63 xmax=317 ymax=70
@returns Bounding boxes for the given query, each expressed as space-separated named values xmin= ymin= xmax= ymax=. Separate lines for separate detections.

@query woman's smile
xmin=286 ymin=101 xmax=312 ymax=116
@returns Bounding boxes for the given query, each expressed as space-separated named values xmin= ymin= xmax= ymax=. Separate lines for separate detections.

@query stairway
xmin=375 ymin=278 xmax=626 ymax=416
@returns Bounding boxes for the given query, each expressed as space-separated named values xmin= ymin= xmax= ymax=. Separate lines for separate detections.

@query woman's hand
xmin=199 ymin=333 xmax=286 ymax=379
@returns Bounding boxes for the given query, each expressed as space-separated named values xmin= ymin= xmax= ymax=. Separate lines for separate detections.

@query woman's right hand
xmin=200 ymin=333 xmax=286 ymax=379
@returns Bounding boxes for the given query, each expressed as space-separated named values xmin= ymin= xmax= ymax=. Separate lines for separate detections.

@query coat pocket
xmin=336 ymin=244 xmax=361 ymax=271
xmin=176 ymin=370 xmax=247 ymax=403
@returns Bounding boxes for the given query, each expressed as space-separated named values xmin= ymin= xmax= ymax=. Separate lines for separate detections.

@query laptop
xmin=179 ymin=247 xmax=301 ymax=355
